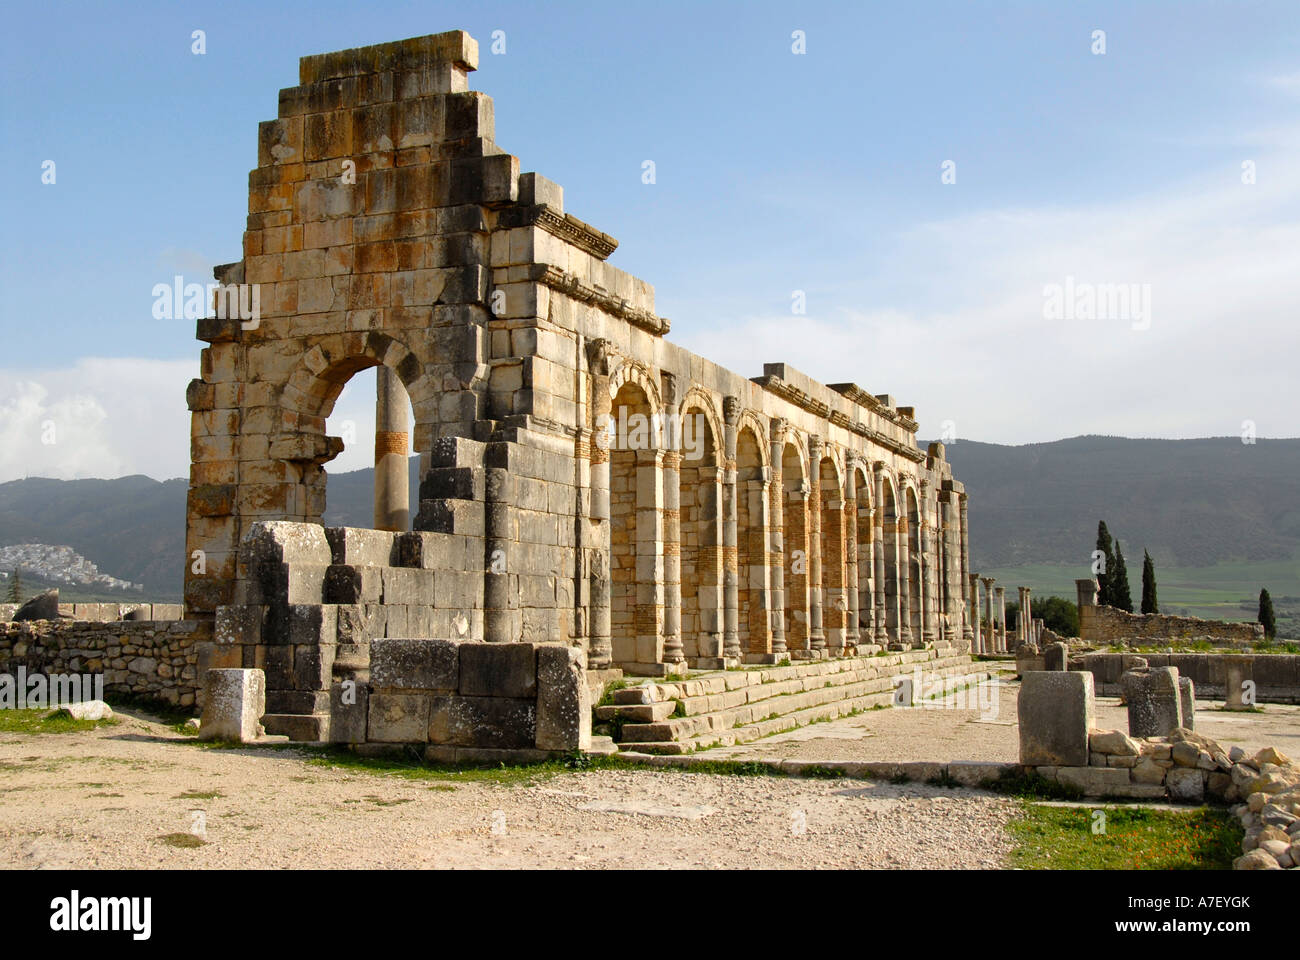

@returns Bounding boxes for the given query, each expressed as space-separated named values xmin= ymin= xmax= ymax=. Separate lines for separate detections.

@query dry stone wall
xmin=0 ymin=618 xmax=210 ymax=707
xmin=1075 ymin=652 xmax=1300 ymax=703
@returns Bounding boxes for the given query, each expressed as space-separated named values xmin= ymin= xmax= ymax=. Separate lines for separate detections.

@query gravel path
xmin=0 ymin=711 xmax=1016 ymax=869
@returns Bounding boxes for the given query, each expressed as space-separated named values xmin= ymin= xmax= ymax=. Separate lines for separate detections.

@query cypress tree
xmin=1112 ymin=540 xmax=1133 ymax=613
xmin=1095 ymin=521 xmax=1115 ymax=606
xmin=1140 ymin=550 xmax=1158 ymax=615
xmin=1259 ymin=588 xmax=1276 ymax=640
xmin=5 ymin=567 xmax=20 ymax=605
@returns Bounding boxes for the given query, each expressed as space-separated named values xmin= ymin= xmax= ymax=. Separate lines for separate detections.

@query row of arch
xmin=600 ymin=368 xmax=969 ymax=668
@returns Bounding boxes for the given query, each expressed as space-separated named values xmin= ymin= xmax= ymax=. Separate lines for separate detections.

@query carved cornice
xmin=530 ymin=264 xmax=669 ymax=337
xmin=753 ymin=374 xmax=926 ymax=464
xmin=498 ymin=203 xmax=620 ymax=261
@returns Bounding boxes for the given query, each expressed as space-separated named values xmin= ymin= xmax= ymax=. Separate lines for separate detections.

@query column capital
xmin=584 ymin=337 xmax=614 ymax=376
xmin=808 ymin=434 xmax=824 ymax=457
xmin=770 ymin=416 xmax=788 ymax=441
xmin=660 ymin=370 xmax=680 ymax=406
xmin=722 ymin=395 xmax=741 ymax=425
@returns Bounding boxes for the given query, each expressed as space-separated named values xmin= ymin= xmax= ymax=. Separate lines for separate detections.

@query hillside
xmin=1 ymin=438 xmax=1296 ymax=608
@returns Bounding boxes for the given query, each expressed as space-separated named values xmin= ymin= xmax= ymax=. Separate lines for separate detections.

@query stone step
xmin=619 ymin=667 xmax=995 ymax=754
xmin=583 ymin=735 xmax=618 ymax=756
xmin=594 ymin=700 xmax=678 ymax=722
xmin=262 ymin=712 xmax=329 ymax=742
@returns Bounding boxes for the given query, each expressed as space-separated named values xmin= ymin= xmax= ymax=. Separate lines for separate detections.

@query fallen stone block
xmin=199 ymin=668 xmax=266 ymax=742
xmin=1018 ymin=670 xmax=1095 ymax=767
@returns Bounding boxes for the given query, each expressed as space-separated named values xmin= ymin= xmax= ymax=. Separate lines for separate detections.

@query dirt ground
xmin=0 ymin=710 xmax=1016 ymax=870
xmin=2 ymin=684 xmax=1294 ymax=869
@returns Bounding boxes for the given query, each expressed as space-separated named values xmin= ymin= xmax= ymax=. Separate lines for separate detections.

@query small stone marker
xmin=1018 ymin=670 xmax=1095 ymax=767
xmin=1178 ymin=676 xmax=1195 ymax=731
xmin=200 ymin=668 xmax=266 ymax=742
xmin=1123 ymin=666 xmax=1183 ymax=738
xmin=1043 ymin=641 xmax=1068 ymax=671
xmin=1223 ymin=655 xmax=1254 ymax=711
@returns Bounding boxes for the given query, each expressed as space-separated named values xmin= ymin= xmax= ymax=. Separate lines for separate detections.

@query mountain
xmin=2 ymin=438 xmax=1297 ymax=602
xmin=935 ymin=436 xmax=1300 ymax=570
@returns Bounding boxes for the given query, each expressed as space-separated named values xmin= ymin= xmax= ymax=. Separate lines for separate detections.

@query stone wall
xmin=1075 ymin=652 xmax=1300 ymax=703
xmin=1074 ymin=577 xmax=1263 ymax=646
xmin=0 ymin=618 xmax=211 ymax=708
xmin=0 ymin=602 xmax=184 ymax=623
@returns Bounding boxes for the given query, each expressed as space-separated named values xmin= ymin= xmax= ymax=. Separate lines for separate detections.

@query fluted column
xmin=807 ymin=435 xmax=826 ymax=654
xmin=768 ymin=419 xmax=787 ymax=657
xmin=844 ymin=468 xmax=860 ymax=653
xmin=941 ymin=493 xmax=959 ymax=641
xmin=920 ymin=480 xmax=935 ymax=644
xmin=662 ymin=450 xmax=683 ymax=664
xmin=1023 ymin=586 xmax=1033 ymax=648
xmin=872 ymin=463 xmax=888 ymax=644
xmin=585 ymin=340 xmax=613 ymax=668
xmin=998 ymin=582 xmax=1008 ymax=650
xmin=722 ymin=397 xmax=741 ymax=662
xmin=960 ymin=494 xmax=974 ymax=644
xmin=981 ymin=576 xmax=996 ymax=653
xmin=968 ymin=573 xmax=981 ymax=654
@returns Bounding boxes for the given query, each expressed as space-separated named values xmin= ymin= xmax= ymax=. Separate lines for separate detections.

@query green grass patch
xmin=0 ymin=709 xmax=113 ymax=735
xmin=157 ymin=832 xmax=206 ymax=849
xmin=173 ymin=790 xmax=223 ymax=800
xmin=1006 ymin=804 xmax=1241 ymax=870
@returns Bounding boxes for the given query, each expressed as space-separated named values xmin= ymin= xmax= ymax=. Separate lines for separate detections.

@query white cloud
xmin=677 ymin=140 xmax=1300 ymax=444
xmin=0 ymin=359 xmax=194 ymax=482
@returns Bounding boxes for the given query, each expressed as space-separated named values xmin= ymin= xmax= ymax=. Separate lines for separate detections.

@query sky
xmin=2 ymin=0 xmax=1298 ymax=481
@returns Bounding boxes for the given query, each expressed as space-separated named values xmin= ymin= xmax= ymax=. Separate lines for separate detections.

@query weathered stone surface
xmin=366 ymin=692 xmax=431 ymax=742
xmin=1042 ymin=641 xmax=1067 ymax=671
xmin=428 ymin=695 xmax=536 ymax=749
xmin=1056 ymin=765 xmax=1130 ymax=796
xmin=535 ymin=643 xmax=590 ymax=751
xmin=1234 ymin=848 xmax=1282 ymax=870
xmin=1089 ymin=729 xmax=1139 ymax=756
xmin=1018 ymin=671 xmax=1094 ymax=767
xmin=370 ymin=637 xmax=458 ymax=690
xmin=459 ymin=642 xmax=536 ymax=698
xmin=1166 ymin=767 xmax=1205 ymax=802
xmin=199 ymin=668 xmax=266 ymax=742
xmin=1124 ymin=667 xmax=1183 ymax=738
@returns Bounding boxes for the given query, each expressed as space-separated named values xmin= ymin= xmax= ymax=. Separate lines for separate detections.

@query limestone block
xmin=1089 ymin=729 xmax=1140 ymax=756
xmin=380 ymin=566 xmax=437 ymax=605
xmin=367 ymin=692 xmax=431 ymax=742
xmin=325 ymin=527 xmax=398 ymax=566
xmin=328 ymin=680 xmax=369 ymax=744
xmin=324 ymin=564 xmax=384 ymax=604
xmin=1178 ymin=676 xmax=1195 ymax=730
xmin=1055 ymin=766 xmax=1130 ymax=796
xmin=199 ymin=668 xmax=266 ymax=742
xmin=535 ymin=644 xmax=590 ymax=751
xmin=370 ymin=637 xmax=459 ymax=690
xmin=243 ymin=520 xmax=333 ymax=567
xmin=1018 ymin=671 xmax=1094 ymax=767
xmin=1166 ymin=767 xmax=1206 ymax=802
xmin=1043 ymin=641 xmax=1067 ymax=671
xmin=1125 ymin=667 xmax=1183 ymax=738
xmin=459 ymin=642 xmax=537 ymax=698
xmin=428 ymin=695 xmax=536 ymax=749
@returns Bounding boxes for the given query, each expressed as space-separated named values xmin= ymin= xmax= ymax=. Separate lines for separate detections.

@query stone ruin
xmin=179 ymin=31 xmax=986 ymax=750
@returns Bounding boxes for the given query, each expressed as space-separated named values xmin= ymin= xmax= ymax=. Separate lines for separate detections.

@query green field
xmin=980 ymin=554 xmax=1299 ymax=638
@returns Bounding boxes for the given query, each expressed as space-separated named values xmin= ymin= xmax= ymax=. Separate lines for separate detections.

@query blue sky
xmin=2 ymin=1 xmax=1298 ymax=480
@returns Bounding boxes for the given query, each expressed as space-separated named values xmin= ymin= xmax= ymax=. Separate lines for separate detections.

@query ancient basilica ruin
xmin=179 ymin=30 xmax=986 ymax=751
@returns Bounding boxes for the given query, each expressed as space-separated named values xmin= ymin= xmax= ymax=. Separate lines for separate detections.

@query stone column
xmin=872 ymin=462 xmax=888 ymax=644
xmin=941 ymin=493 xmax=959 ymax=641
xmin=807 ymin=435 xmax=826 ymax=654
xmin=1022 ymin=587 xmax=1033 ymax=648
xmin=373 ymin=366 xmax=410 ymax=532
xmin=662 ymin=450 xmax=683 ymax=665
xmin=959 ymin=494 xmax=974 ymax=644
xmin=767 ymin=419 xmax=787 ymax=657
xmin=920 ymin=480 xmax=935 ymax=644
xmin=996 ymin=586 xmax=1006 ymax=653
xmin=634 ymin=448 xmax=666 ymax=668
xmin=897 ymin=487 xmax=913 ymax=646
xmin=968 ymin=574 xmax=982 ymax=654
xmin=483 ymin=459 xmax=514 ymax=644
xmin=981 ymin=577 xmax=996 ymax=652
xmin=844 ymin=466 xmax=860 ymax=653
xmin=722 ymin=396 xmax=741 ymax=662
xmin=697 ymin=464 xmax=726 ymax=664
xmin=585 ymin=340 xmax=613 ymax=668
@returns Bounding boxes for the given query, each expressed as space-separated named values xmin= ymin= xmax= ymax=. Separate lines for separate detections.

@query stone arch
xmin=881 ymin=472 xmax=901 ymax=644
xmin=818 ymin=453 xmax=847 ymax=650
xmin=779 ymin=437 xmax=810 ymax=652
xmin=735 ymin=422 xmax=769 ymax=656
xmin=267 ymin=331 xmax=429 ymax=529
xmin=678 ymin=394 xmax=724 ymax=664
xmin=608 ymin=360 xmax=663 ymax=418
xmin=851 ymin=461 xmax=875 ymax=644
xmin=904 ymin=483 xmax=923 ymax=644
xmin=608 ymin=378 xmax=660 ymax=668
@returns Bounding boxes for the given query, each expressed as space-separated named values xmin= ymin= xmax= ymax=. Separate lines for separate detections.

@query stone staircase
xmin=596 ymin=646 xmax=992 ymax=754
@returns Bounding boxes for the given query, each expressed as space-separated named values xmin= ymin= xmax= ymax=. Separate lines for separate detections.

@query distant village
xmin=0 ymin=544 xmax=142 ymax=593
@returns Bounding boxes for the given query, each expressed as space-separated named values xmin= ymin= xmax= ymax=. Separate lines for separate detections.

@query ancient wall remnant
xmin=182 ymin=30 xmax=977 ymax=704
xmin=1075 ymin=577 xmax=1263 ymax=646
